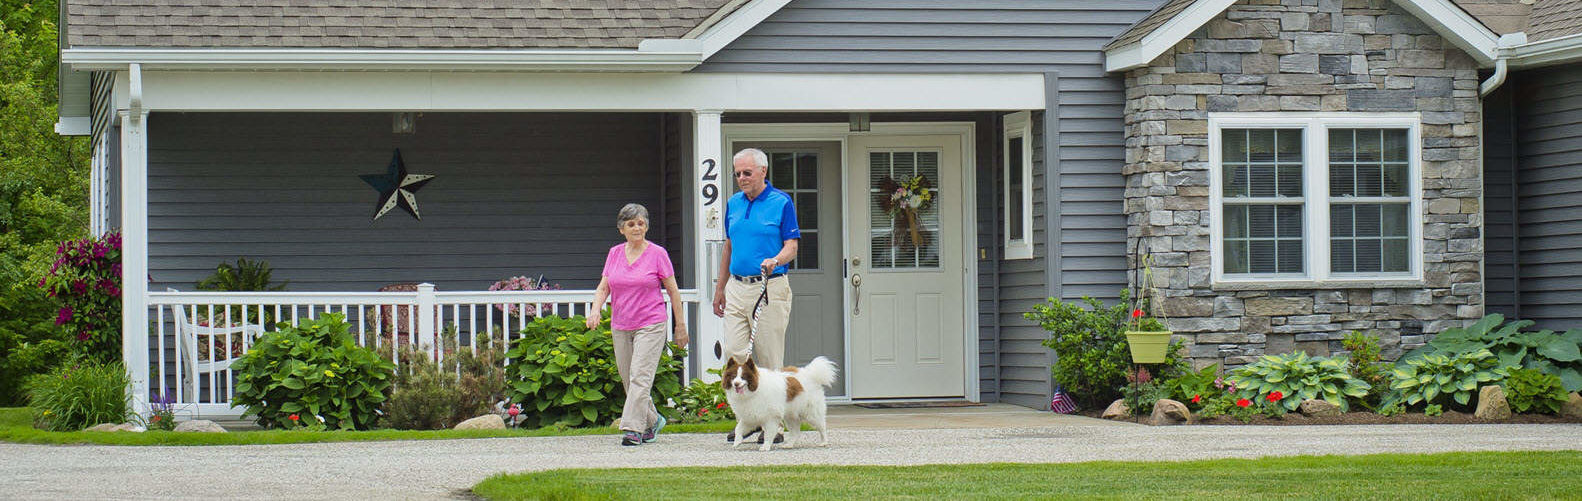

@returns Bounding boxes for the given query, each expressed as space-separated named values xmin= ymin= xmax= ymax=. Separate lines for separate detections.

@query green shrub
xmin=1502 ymin=367 xmax=1569 ymax=414
xmin=1198 ymin=393 xmax=1279 ymax=422
xmin=230 ymin=313 xmax=395 ymax=430
xmin=0 ymin=336 xmax=70 ymax=405
xmin=1121 ymin=379 xmax=1170 ymax=416
xmin=26 ymin=360 xmax=132 ymax=431
xmin=194 ymin=257 xmax=287 ymax=325
xmin=1387 ymin=348 xmax=1507 ymax=410
xmin=1342 ymin=331 xmax=1390 ymax=409
xmin=1403 ymin=314 xmax=1582 ymax=392
xmin=1028 ymin=291 xmax=1188 ymax=408
xmin=504 ymin=313 xmax=685 ymax=428
xmin=383 ymin=328 xmax=509 ymax=430
xmin=1225 ymin=351 xmax=1370 ymax=412
xmin=1424 ymin=404 xmax=1443 ymax=417
xmin=672 ymin=369 xmax=734 ymax=424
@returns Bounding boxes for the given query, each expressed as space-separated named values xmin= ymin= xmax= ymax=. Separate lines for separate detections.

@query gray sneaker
xmin=643 ymin=413 xmax=666 ymax=443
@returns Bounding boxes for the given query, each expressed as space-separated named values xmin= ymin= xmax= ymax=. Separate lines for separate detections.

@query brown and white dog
xmin=720 ymin=356 xmax=837 ymax=451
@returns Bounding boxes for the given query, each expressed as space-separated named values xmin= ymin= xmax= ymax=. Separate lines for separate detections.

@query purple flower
xmin=71 ymin=280 xmax=88 ymax=295
xmin=55 ymin=307 xmax=73 ymax=326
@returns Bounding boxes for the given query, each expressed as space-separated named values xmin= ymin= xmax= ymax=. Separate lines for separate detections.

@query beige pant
xmin=723 ymin=275 xmax=792 ymax=370
xmin=613 ymin=321 xmax=666 ymax=433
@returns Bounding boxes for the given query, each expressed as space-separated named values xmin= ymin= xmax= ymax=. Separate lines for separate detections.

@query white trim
xmin=54 ymin=117 xmax=90 ymax=135
xmin=1506 ymin=32 xmax=1582 ymax=69
xmin=63 ymin=47 xmax=704 ymax=72
xmin=1002 ymin=111 xmax=1034 ymax=260
xmin=1104 ymin=0 xmax=1499 ymax=72
xmin=1207 ymin=112 xmax=1424 ymax=289
xmin=640 ymin=0 xmax=795 ymax=60
xmin=720 ymin=122 xmax=980 ymax=402
xmin=693 ymin=111 xmax=727 ymax=380
xmin=118 ymin=72 xmax=1046 ymax=112
xmin=120 ymin=105 xmax=152 ymax=416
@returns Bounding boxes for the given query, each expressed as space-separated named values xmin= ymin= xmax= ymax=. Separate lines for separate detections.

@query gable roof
xmin=63 ymin=0 xmax=739 ymax=50
xmin=1528 ymin=0 xmax=1582 ymax=42
xmin=1104 ymin=0 xmax=1502 ymax=72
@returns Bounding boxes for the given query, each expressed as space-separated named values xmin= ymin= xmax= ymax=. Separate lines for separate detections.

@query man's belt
xmin=732 ymin=273 xmax=785 ymax=284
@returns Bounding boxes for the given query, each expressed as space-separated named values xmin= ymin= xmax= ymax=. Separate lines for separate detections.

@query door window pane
xmin=870 ymin=150 xmax=941 ymax=269
xmin=766 ymin=151 xmax=822 ymax=271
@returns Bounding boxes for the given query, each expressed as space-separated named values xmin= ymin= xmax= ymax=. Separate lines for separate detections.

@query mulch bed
xmin=1076 ymin=408 xmax=1582 ymax=425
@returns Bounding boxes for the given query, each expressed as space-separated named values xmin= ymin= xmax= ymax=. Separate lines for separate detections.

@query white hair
xmin=616 ymin=203 xmax=649 ymax=227
xmin=734 ymin=148 xmax=769 ymax=170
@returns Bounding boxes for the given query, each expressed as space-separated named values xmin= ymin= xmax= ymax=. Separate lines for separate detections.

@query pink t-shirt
xmin=601 ymin=242 xmax=676 ymax=331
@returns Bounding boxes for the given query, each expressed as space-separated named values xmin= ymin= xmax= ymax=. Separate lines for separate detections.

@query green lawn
xmin=474 ymin=450 xmax=1582 ymax=500
xmin=0 ymin=407 xmax=735 ymax=446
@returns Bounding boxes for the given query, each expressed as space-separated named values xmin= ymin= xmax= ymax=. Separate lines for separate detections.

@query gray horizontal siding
xmin=146 ymin=112 xmax=665 ymax=293
xmin=696 ymin=0 xmax=1160 ymax=408
xmin=1499 ymin=65 xmax=1582 ymax=329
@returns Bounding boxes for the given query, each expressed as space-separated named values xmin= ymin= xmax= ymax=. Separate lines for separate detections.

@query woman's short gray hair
xmin=734 ymin=148 xmax=769 ymax=170
xmin=616 ymin=203 xmax=649 ymax=226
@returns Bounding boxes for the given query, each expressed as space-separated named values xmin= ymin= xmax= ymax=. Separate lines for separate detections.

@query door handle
xmin=850 ymin=273 xmax=863 ymax=316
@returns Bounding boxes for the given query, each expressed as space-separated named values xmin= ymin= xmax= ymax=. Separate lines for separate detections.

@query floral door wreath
xmin=878 ymin=175 xmax=935 ymax=248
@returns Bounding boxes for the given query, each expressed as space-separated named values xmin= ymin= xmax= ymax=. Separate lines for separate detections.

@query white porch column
xmin=120 ymin=64 xmax=151 ymax=415
xmin=693 ymin=110 xmax=726 ymax=380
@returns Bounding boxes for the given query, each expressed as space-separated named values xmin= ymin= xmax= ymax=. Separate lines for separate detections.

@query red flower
xmin=1131 ymin=309 xmax=1143 ymax=318
xmin=151 ymin=415 xmax=161 ymax=422
xmin=1191 ymin=395 xmax=1201 ymax=404
xmin=507 ymin=404 xmax=521 ymax=417
xmin=716 ymin=402 xmax=728 ymax=409
xmin=289 ymin=414 xmax=300 ymax=422
xmin=1267 ymin=391 xmax=1283 ymax=403
xmin=1236 ymin=398 xmax=1252 ymax=408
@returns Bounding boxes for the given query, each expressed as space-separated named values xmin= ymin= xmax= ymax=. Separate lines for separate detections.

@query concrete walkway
xmin=3 ymin=404 xmax=1580 ymax=500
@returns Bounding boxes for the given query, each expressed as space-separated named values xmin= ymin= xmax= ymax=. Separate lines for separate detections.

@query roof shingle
xmin=64 ymin=0 xmax=737 ymax=49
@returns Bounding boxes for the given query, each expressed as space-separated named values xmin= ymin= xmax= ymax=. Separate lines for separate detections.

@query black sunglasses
xmin=733 ymin=170 xmax=755 ymax=178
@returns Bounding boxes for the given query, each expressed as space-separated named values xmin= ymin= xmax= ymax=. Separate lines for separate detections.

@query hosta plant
xmin=503 ymin=313 xmax=685 ymax=428
xmin=231 ymin=313 xmax=395 ymax=430
xmin=1225 ymin=351 xmax=1370 ymax=412
xmin=1388 ymin=348 xmax=1508 ymax=410
xmin=1502 ymin=367 xmax=1570 ymax=414
xmin=1403 ymin=314 xmax=1582 ymax=392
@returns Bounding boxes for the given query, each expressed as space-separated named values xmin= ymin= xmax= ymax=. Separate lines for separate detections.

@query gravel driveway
xmin=3 ymin=421 xmax=1580 ymax=500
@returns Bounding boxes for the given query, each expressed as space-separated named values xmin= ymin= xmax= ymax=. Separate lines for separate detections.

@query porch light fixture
xmin=849 ymin=112 xmax=870 ymax=132
xmin=392 ymin=112 xmax=417 ymax=134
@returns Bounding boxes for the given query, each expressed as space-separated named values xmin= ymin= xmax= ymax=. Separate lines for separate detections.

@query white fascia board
xmin=640 ymin=0 xmax=794 ymax=60
xmin=61 ymin=48 xmax=703 ymax=72
xmin=1104 ymin=0 xmax=1238 ymax=73
xmin=54 ymin=117 xmax=90 ymax=135
xmin=126 ymin=72 xmax=1045 ymax=112
xmin=1389 ymin=0 xmax=1499 ymax=67
xmin=1506 ymin=32 xmax=1582 ymax=69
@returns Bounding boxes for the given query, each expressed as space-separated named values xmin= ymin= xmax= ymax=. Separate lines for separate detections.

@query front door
xmin=846 ymin=135 xmax=965 ymax=398
xmin=731 ymin=141 xmax=846 ymax=396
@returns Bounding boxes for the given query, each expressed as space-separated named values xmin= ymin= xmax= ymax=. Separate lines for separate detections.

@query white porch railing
xmin=144 ymin=284 xmax=701 ymax=419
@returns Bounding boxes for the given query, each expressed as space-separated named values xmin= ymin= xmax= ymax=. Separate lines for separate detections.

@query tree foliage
xmin=1 ymin=0 xmax=93 ymax=405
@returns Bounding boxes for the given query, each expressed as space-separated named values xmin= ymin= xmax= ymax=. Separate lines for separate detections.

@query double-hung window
xmin=1209 ymin=114 xmax=1421 ymax=286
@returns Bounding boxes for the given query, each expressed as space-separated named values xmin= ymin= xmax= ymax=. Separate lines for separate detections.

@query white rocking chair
xmin=168 ymin=289 xmax=264 ymax=402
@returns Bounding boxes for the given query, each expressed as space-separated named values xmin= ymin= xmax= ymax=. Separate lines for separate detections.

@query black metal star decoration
xmin=360 ymin=149 xmax=435 ymax=221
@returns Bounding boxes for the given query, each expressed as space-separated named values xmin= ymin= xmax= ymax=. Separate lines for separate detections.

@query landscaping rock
xmin=1299 ymin=399 xmax=1342 ymax=417
xmin=1563 ymin=392 xmax=1582 ymax=419
xmin=1101 ymin=399 xmax=1130 ymax=420
xmin=1475 ymin=385 xmax=1511 ymax=420
xmin=84 ymin=423 xmax=119 ymax=432
xmin=454 ymin=414 xmax=505 ymax=430
xmin=1149 ymin=399 xmax=1191 ymax=426
xmin=175 ymin=420 xmax=227 ymax=433
xmin=111 ymin=423 xmax=146 ymax=433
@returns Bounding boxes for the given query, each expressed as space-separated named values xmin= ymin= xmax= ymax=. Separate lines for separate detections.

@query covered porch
xmin=99 ymin=68 xmax=1049 ymax=416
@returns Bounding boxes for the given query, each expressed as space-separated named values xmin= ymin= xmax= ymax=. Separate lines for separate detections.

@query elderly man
xmin=712 ymin=148 xmax=799 ymax=443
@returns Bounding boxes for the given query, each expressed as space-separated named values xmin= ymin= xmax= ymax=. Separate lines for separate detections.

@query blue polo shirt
xmin=724 ymin=183 xmax=801 ymax=276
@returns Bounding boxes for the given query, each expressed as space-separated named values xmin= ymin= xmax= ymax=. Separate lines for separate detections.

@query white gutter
xmin=1505 ymin=31 xmax=1582 ymax=69
xmin=61 ymin=48 xmax=704 ymax=72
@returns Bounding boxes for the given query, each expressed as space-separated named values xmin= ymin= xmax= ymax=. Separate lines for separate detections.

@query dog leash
xmin=745 ymin=270 xmax=770 ymax=358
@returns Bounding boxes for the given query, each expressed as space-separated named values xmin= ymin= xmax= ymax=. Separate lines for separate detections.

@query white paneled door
xmin=845 ymin=135 xmax=965 ymax=398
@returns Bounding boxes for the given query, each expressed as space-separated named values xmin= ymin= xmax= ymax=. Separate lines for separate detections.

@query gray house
xmin=54 ymin=0 xmax=1582 ymax=414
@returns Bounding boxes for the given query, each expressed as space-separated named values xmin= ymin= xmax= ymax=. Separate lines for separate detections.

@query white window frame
xmin=1003 ymin=111 xmax=1034 ymax=260
xmin=1208 ymin=113 xmax=1423 ymax=288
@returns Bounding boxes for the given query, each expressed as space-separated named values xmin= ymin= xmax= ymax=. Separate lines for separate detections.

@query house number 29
xmin=700 ymin=158 xmax=719 ymax=205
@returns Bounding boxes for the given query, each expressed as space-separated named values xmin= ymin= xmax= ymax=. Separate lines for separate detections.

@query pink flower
xmin=55 ymin=307 xmax=73 ymax=326
xmin=508 ymin=404 xmax=521 ymax=417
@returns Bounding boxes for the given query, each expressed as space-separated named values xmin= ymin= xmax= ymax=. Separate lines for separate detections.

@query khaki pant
xmin=723 ymin=275 xmax=792 ymax=370
xmin=613 ymin=321 xmax=666 ymax=433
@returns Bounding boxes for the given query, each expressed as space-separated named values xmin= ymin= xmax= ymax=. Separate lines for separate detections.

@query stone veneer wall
xmin=1122 ymin=0 xmax=1484 ymax=367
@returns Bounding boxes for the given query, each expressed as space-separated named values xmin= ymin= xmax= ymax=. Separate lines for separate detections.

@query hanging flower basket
xmin=1125 ymin=330 xmax=1173 ymax=364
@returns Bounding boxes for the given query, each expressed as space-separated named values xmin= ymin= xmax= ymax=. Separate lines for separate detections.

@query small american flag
xmin=1050 ymin=387 xmax=1077 ymax=414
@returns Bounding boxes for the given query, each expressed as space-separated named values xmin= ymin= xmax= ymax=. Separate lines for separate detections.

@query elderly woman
xmin=587 ymin=203 xmax=688 ymax=446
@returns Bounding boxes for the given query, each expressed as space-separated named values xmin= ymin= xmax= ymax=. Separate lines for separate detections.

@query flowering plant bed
xmin=1081 ymin=407 xmax=1582 ymax=425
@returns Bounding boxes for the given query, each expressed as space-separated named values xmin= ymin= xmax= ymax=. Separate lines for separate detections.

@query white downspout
xmin=1481 ymin=33 xmax=1527 ymax=96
